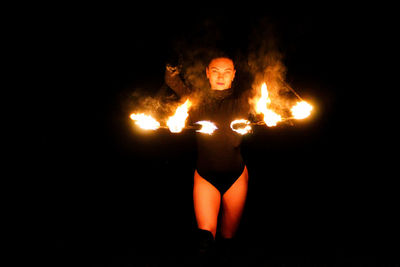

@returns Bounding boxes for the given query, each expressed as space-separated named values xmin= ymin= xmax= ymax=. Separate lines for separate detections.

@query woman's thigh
xmin=220 ymin=166 xmax=249 ymax=238
xmin=193 ymin=170 xmax=221 ymax=238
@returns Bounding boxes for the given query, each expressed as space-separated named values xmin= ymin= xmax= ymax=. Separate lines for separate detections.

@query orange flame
xmin=230 ymin=119 xmax=252 ymax=135
xmin=255 ymin=83 xmax=282 ymax=127
xmin=130 ymin=113 xmax=160 ymax=130
xmin=167 ymin=99 xmax=192 ymax=133
xmin=291 ymin=101 xmax=313 ymax=119
xmin=195 ymin=121 xmax=218 ymax=135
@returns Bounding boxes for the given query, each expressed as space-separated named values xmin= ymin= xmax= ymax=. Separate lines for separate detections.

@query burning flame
xmin=195 ymin=121 xmax=218 ymax=135
xmin=167 ymin=99 xmax=192 ymax=133
xmin=255 ymin=83 xmax=282 ymax=127
xmin=130 ymin=113 xmax=160 ymax=130
xmin=291 ymin=101 xmax=313 ymax=119
xmin=230 ymin=119 xmax=252 ymax=135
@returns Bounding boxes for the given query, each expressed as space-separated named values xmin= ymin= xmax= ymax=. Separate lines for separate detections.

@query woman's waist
xmin=196 ymin=153 xmax=244 ymax=173
xmin=196 ymin=162 xmax=246 ymax=179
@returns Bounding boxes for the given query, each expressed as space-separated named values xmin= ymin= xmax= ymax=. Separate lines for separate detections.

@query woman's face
xmin=206 ymin=57 xmax=236 ymax=90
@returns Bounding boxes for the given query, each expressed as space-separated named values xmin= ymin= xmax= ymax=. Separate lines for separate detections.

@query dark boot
xmin=195 ymin=229 xmax=216 ymax=267
xmin=216 ymin=236 xmax=236 ymax=266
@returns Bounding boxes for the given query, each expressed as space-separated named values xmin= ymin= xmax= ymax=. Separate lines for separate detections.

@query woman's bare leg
xmin=220 ymin=166 xmax=249 ymax=239
xmin=193 ymin=170 xmax=221 ymax=239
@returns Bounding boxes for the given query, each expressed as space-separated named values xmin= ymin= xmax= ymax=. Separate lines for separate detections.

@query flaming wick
xmin=230 ymin=119 xmax=252 ymax=135
xmin=291 ymin=101 xmax=313 ymax=119
xmin=166 ymin=99 xmax=192 ymax=133
xmin=130 ymin=113 xmax=160 ymax=130
xmin=195 ymin=121 xmax=218 ymax=135
xmin=255 ymin=83 xmax=282 ymax=127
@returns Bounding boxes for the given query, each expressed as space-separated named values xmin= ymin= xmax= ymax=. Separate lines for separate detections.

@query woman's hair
xmin=206 ymin=50 xmax=235 ymax=68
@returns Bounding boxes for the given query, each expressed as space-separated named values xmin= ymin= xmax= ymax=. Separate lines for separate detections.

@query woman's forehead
xmin=209 ymin=58 xmax=234 ymax=69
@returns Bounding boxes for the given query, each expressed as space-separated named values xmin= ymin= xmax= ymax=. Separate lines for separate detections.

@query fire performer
xmin=165 ymin=54 xmax=252 ymax=263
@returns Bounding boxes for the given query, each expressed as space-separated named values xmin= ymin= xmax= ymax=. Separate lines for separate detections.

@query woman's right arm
xmin=164 ymin=64 xmax=190 ymax=97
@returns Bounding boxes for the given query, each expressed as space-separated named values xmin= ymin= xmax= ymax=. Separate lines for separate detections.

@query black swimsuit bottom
xmin=197 ymin=164 xmax=246 ymax=195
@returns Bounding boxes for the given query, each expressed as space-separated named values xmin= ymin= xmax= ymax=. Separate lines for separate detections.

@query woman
xmin=165 ymin=54 xmax=252 ymax=263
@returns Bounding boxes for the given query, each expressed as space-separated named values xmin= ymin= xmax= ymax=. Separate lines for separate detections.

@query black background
xmin=39 ymin=4 xmax=397 ymax=266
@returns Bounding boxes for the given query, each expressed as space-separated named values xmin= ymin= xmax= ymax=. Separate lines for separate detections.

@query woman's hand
xmin=166 ymin=64 xmax=180 ymax=76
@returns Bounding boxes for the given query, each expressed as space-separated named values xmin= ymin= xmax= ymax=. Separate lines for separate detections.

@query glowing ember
xmin=255 ymin=83 xmax=282 ymax=127
xmin=130 ymin=113 xmax=160 ymax=130
xmin=195 ymin=121 xmax=218 ymax=135
xmin=230 ymin=119 xmax=252 ymax=135
xmin=291 ymin=101 xmax=313 ymax=119
xmin=167 ymin=99 xmax=192 ymax=133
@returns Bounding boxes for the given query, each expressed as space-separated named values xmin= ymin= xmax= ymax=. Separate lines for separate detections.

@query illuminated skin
xmin=193 ymin=57 xmax=248 ymax=239
xmin=206 ymin=57 xmax=236 ymax=90
xmin=193 ymin=167 xmax=248 ymax=239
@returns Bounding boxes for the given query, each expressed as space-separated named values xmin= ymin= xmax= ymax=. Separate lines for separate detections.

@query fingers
xmin=166 ymin=64 xmax=178 ymax=72
xmin=166 ymin=64 xmax=180 ymax=76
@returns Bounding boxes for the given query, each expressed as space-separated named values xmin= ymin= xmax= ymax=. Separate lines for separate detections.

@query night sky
xmin=41 ymin=5 xmax=396 ymax=266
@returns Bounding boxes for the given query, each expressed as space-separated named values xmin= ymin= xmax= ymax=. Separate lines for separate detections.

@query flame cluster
xmin=130 ymin=82 xmax=313 ymax=134
xmin=231 ymin=119 xmax=252 ymax=135
xmin=291 ymin=101 xmax=313 ymax=119
xmin=166 ymin=99 xmax=191 ymax=133
xmin=253 ymin=83 xmax=313 ymax=126
xmin=255 ymin=83 xmax=282 ymax=126
xmin=130 ymin=113 xmax=160 ymax=130
xmin=195 ymin=121 xmax=218 ymax=135
xmin=130 ymin=99 xmax=191 ymax=133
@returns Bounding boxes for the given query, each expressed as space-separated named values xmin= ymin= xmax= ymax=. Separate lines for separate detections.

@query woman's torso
xmin=190 ymin=89 xmax=250 ymax=174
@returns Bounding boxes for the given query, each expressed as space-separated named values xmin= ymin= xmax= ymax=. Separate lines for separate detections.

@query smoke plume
xmin=246 ymin=18 xmax=299 ymax=117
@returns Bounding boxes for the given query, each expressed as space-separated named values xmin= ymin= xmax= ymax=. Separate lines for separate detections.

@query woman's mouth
xmin=216 ymin=82 xmax=225 ymax=85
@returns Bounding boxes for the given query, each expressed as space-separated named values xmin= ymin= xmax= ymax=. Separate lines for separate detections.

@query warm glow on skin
xmin=206 ymin=57 xmax=236 ymax=90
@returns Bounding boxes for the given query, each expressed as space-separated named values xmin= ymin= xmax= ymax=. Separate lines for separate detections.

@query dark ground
xmin=39 ymin=5 xmax=397 ymax=266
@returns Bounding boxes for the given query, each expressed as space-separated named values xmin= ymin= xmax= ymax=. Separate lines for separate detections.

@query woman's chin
xmin=211 ymin=85 xmax=229 ymax=90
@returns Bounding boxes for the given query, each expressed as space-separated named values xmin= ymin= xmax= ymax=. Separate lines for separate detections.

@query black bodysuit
xmin=165 ymin=70 xmax=251 ymax=195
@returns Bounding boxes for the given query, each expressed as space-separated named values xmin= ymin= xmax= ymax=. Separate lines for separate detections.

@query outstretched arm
xmin=164 ymin=64 xmax=191 ymax=97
